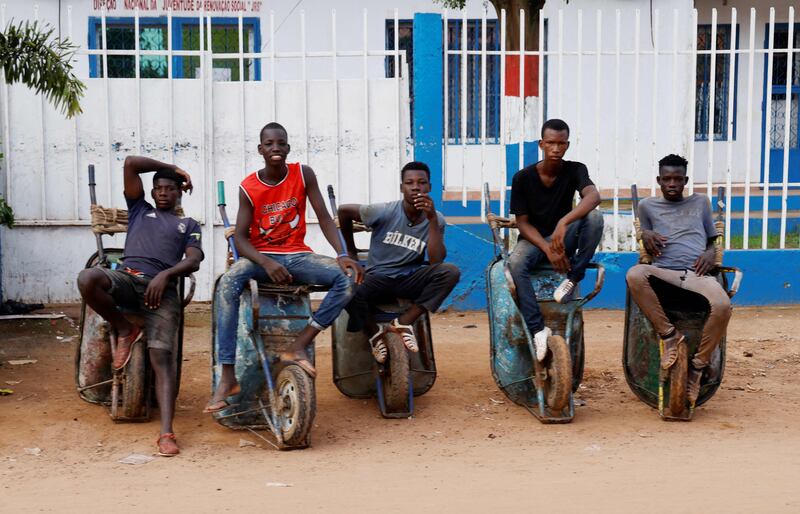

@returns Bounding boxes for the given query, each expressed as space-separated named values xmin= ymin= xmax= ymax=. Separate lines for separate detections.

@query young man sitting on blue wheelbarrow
xmin=77 ymin=156 xmax=203 ymax=457
xmin=337 ymin=161 xmax=460 ymax=363
xmin=508 ymin=118 xmax=603 ymax=362
xmin=205 ymin=122 xmax=363 ymax=413
xmin=626 ymin=154 xmax=732 ymax=405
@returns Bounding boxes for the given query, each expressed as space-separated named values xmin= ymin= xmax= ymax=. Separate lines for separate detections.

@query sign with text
xmin=92 ymin=0 xmax=262 ymax=13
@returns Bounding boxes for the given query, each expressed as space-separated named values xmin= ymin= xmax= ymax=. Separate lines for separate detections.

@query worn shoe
xmin=388 ymin=319 xmax=418 ymax=353
xmin=368 ymin=330 xmax=388 ymax=363
xmin=553 ymin=278 xmax=576 ymax=304
xmin=112 ymin=326 xmax=144 ymax=370
xmin=533 ymin=327 xmax=552 ymax=362
xmin=660 ymin=331 xmax=686 ymax=370
xmin=687 ymin=366 xmax=704 ymax=405
xmin=156 ymin=433 xmax=180 ymax=457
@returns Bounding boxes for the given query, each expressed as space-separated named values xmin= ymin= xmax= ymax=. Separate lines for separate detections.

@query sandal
xmin=388 ymin=319 xmax=418 ymax=353
xmin=156 ymin=433 xmax=180 ymax=457
xmin=368 ymin=330 xmax=388 ymax=363
xmin=203 ymin=384 xmax=241 ymax=414
xmin=660 ymin=331 xmax=686 ymax=370
xmin=112 ymin=326 xmax=144 ymax=370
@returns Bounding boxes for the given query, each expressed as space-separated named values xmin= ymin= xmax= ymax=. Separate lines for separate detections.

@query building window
xmin=385 ymin=19 xmax=501 ymax=143
xmin=695 ymin=24 xmax=737 ymax=141
xmin=768 ymin=25 xmax=799 ymax=150
xmin=88 ymin=17 xmax=261 ymax=81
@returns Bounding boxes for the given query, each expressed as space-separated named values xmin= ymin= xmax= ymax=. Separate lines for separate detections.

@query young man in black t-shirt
xmin=508 ymin=119 xmax=603 ymax=361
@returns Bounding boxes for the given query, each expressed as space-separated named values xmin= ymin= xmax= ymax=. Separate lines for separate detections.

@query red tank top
xmin=240 ymin=163 xmax=312 ymax=254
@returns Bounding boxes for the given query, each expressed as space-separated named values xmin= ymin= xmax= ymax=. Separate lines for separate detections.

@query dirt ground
xmin=1 ymin=304 xmax=799 ymax=513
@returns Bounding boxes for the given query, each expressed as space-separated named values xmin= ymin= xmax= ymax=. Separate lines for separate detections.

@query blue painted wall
xmin=440 ymin=223 xmax=800 ymax=310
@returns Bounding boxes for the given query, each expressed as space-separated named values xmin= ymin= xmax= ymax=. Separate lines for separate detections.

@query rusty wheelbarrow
xmin=483 ymin=183 xmax=604 ymax=423
xmin=624 ymin=185 xmax=743 ymax=421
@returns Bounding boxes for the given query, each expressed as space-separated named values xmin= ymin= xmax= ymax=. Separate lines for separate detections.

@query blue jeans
xmin=215 ymin=253 xmax=354 ymax=365
xmin=507 ymin=210 xmax=604 ymax=334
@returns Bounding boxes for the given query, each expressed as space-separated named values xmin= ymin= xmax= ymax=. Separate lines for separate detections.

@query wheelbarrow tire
xmin=544 ymin=335 xmax=572 ymax=412
xmin=383 ymin=331 xmax=410 ymax=412
xmin=276 ymin=364 xmax=316 ymax=447
xmin=121 ymin=341 xmax=148 ymax=420
xmin=668 ymin=342 xmax=688 ymax=416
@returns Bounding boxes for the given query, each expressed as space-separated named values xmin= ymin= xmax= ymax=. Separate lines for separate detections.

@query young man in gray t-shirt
xmin=338 ymin=161 xmax=460 ymax=363
xmin=626 ymin=154 xmax=732 ymax=405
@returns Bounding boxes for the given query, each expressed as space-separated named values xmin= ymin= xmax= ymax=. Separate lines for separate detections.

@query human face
xmin=151 ymin=178 xmax=180 ymax=210
xmin=539 ymin=128 xmax=570 ymax=163
xmin=258 ymin=128 xmax=290 ymax=165
xmin=400 ymin=169 xmax=431 ymax=205
xmin=656 ymin=166 xmax=688 ymax=201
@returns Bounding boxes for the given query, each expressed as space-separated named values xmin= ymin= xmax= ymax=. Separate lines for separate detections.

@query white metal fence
xmin=443 ymin=6 xmax=798 ymax=251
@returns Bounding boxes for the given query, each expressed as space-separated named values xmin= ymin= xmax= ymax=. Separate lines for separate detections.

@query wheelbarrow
xmin=483 ymin=183 xmax=604 ymax=423
xmin=624 ymin=185 xmax=743 ymax=420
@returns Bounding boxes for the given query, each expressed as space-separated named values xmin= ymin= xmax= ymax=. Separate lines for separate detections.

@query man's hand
xmin=550 ymin=220 xmax=569 ymax=254
xmin=261 ymin=257 xmax=293 ymax=284
xmin=337 ymin=255 xmax=364 ymax=284
xmin=144 ymin=271 xmax=172 ymax=309
xmin=544 ymin=243 xmax=571 ymax=274
xmin=641 ymin=229 xmax=667 ymax=257
xmin=173 ymin=167 xmax=193 ymax=194
xmin=694 ymin=248 xmax=716 ymax=276
xmin=413 ymin=193 xmax=437 ymax=220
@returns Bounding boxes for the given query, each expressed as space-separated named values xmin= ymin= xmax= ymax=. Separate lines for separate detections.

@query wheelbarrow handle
xmin=326 ymin=185 xmax=350 ymax=257
xmin=182 ymin=273 xmax=196 ymax=307
xmin=716 ymin=265 xmax=743 ymax=298
xmin=216 ymin=180 xmax=239 ymax=261
xmin=581 ymin=262 xmax=605 ymax=304
xmin=484 ymin=182 xmax=507 ymax=260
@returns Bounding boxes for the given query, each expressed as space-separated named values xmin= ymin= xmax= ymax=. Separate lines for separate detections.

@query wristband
xmin=336 ymin=253 xmax=349 ymax=259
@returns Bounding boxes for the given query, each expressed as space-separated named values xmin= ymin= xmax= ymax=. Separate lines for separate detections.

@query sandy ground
xmin=1 ymin=304 xmax=799 ymax=513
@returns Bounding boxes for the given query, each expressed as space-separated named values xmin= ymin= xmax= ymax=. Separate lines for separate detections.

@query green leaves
xmin=0 ymin=20 xmax=85 ymax=118
xmin=0 ymin=196 xmax=14 ymax=228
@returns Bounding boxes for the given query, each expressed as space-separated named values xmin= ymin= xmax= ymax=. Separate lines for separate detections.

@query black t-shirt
xmin=509 ymin=160 xmax=594 ymax=238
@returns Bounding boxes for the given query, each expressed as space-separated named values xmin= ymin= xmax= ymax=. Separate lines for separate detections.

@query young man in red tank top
xmin=205 ymin=122 xmax=362 ymax=413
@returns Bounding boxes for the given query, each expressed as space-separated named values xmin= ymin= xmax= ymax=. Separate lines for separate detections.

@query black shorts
xmin=98 ymin=268 xmax=181 ymax=352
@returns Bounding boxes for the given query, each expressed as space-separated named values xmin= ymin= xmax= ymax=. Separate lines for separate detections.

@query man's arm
xmin=638 ymin=200 xmax=667 ymax=257
xmin=233 ymin=189 xmax=293 ymax=283
xmin=303 ymin=166 xmax=364 ymax=284
xmin=694 ymin=199 xmax=719 ymax=276
xmin=550 ymin=185 xmax=601 ymax=254
xmin=337 ymin=204 xmax=363 ymax=259
xmin=123 ymin=155 xmax=193 ymax=200
xmin=143 ymin=246 xmax=202 ymax=309
xmin=414 ymin=194 xmax=446 ymax=263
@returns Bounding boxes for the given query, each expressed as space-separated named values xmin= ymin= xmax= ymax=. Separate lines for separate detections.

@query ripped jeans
xmin=214 ymin=253 xmax=354 ymax=365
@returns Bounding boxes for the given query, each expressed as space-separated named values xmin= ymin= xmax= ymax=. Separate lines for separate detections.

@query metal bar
xmin=670 ymin=9 xmax=678 ymax=151
xmin=595 ymin=10 xmax=602 ymax=198
xmin=687 ymin=10 xmax=698 ymax=194
xmin=742 ymin=8 xmax=756 ymax=249
xmin=518 ymin=9 xmax=525 ymax=171
xmin=537 ymin=9 xmax=544 ymax=161
xmin=1 ymin=4 xmax=10 ymax=209
xmin=557 ymin=9 xmax=563 ymax=115
xmin=35 ymin=4 xmax=46 ymax=219
xmin=362 ymin=8 xmax=370 ymax=203
xmin=167 ymin=7 xmax=174 ymax=163
xmin=134 ymin=8 xmax=141 ymax=159
xmin=461 ymin=8 xmax=468 ymax=206
xmin=480 ymin=7 xmax=487 ymax=221
xmin=706 ymin=9 xmax=718 ymax=198
xmin=499 ymin=8 xmax=507 ymax=218
xmin=762 ymin=8 xmax=775 ymax=249
xmin=270 ymin=11 xmax=276 ymax=120
xmin=632 ymin=8 xmax=641 ymax=229
xmin=394 ymin=8 xmax=402 ymax=200
xmin=443 ymin=9 xmax=449 ymax=191
xmin=576 ymin=9 xmax=583 ymax=158
xmin=300 ymin=10 xmax=310 ymax=171
xmin=239 ymin=11 xmax=246 ymax=181
xmin=650 ymin=9 xmax=659 ymax=196
xmin=613 ymin=9 xmax=620 ymax=251
xmin=68 ymin=5 xmax=78 ymax=220
xmin=724 ymin=9 xmax=737 ymax=249
xmin=101 ymin=8 xmax=112 ymax=207
xmin=779 ymin=6 xmax=795 ymax=249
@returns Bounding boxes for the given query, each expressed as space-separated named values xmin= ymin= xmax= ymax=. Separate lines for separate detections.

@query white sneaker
xmin=554 ymin=278 xmax=576 ymax=304
xmin=533 ymin=327 xmax=551 ymax=362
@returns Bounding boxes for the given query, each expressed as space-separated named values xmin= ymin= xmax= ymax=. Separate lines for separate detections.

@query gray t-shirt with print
xmin=360 ymin=200 xmax=446 ymax=278
xmin=638 ymin=193 xmax=717 ymax=271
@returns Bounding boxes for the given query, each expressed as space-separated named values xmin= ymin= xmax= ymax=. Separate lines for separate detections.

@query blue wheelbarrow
xmin=624 ymin=185 xmax=743 ymax=420
xmin=209 ymin=181 xmax=318 ymax=449
xmin=483 ymin=183 xmax=604 ymax=423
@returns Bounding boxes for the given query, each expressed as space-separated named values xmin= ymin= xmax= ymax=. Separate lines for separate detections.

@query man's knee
xmin=436 ymin=263 xmax=461 ymax=286
xmin=709 ymin=293 xmax=732 ymax=321
xmin=77 ymin=268 xmax=108 ymax=294
xmin=333 ymin=270 xmax=355 ymax=301
xmin=626 ymin=264 xmax=651 ymax=288
xmin=584 ymin=209 xmax=604 ymax=231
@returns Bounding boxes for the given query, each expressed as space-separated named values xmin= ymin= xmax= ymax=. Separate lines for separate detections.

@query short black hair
xmin=259 ymin=122 xmax=288 ymax=142
xmin=401 ymin=161 xmax=431 ymax=180
xmin=153 ymin=168 xmax=185 ymax=188
xmin=541 ymin=118 xmax=570 ymax=139
xmin=658 ymin=154 xmax=688 ymax=174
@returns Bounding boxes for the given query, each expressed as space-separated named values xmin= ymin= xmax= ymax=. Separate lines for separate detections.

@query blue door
xmin=762 ymin=24 xmax=799 ymax=187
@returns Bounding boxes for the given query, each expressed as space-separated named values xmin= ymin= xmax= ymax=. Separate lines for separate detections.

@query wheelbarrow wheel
xmin=382 ymin=331 xmax=410 ymax=412
xmin=276 ymin=364 xmax=316 ymax=447
xmin=543 ymin=335 xmax=572 ymax=412
xmin=668 ymin=342 xmax=688 ymax=415
xmin=121 ymin=341 xmax=148 ymax=420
